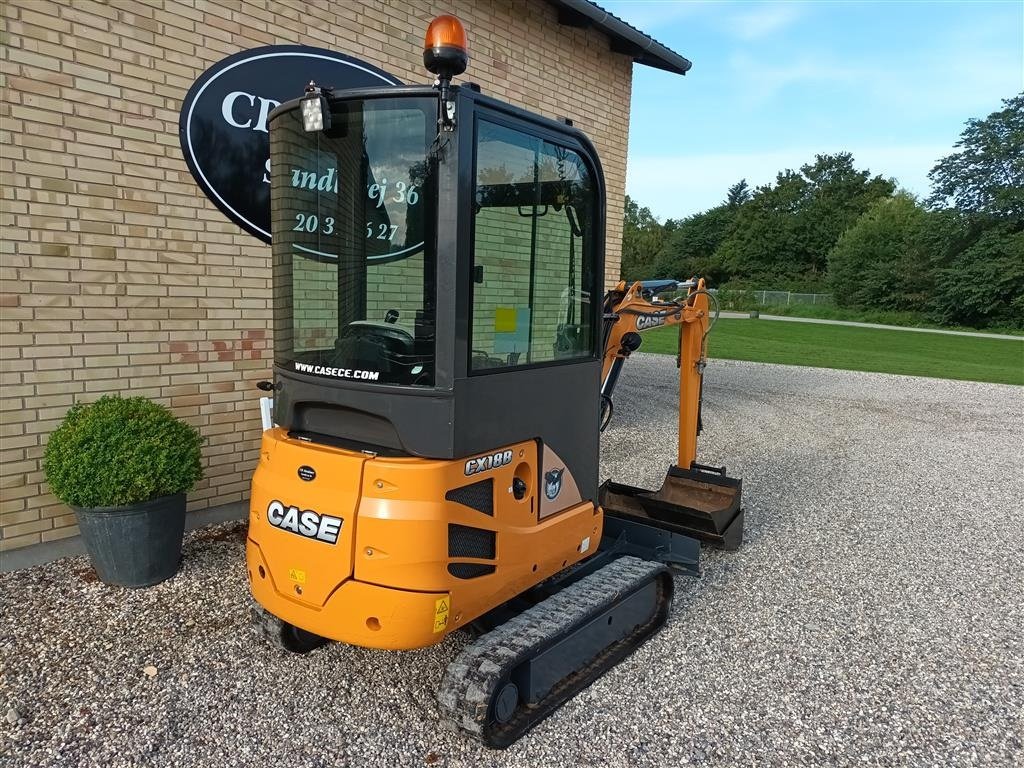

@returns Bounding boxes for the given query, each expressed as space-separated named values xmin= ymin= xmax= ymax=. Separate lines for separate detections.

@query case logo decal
xmin=465 ymin=450 xmax=513 ymax=476
xmin=635 ymin=314 xmax=667 ymax=330
xmin=267 ymin=500 xmax=342 ymax=544
xmin=544 ymin=468 xmax=564 ymax=500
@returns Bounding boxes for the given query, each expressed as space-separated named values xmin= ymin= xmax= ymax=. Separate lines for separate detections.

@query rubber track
xmin=437 ymin=556 xmax=672 ymax=748
xmin=252 ymin=605 xmax=293 ymax=652
xmin=251 ymin=604 xmax=328 ymax=653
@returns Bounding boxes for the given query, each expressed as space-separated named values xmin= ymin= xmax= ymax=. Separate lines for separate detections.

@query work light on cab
xmin=300 ymin=80 xmax=330 ymax=132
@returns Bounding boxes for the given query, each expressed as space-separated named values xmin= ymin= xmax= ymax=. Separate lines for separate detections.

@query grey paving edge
xmin=718 ymin=311 xmax=1024 ymax=340
xmin=0 ymin=500 xmax=249 ymax=574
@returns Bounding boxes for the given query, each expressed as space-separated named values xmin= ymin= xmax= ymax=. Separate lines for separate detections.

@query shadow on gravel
xmin=190 ymin=521 xmax=248 ymax=545
xmin=73 ymin=566 xmax=100 ymax=584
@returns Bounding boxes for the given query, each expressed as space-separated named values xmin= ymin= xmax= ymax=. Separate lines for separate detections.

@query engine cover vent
xmin=447 ymin=523 xmax=496 ymax=559
xmin=445 ymin=478 xmax=494 ymax=516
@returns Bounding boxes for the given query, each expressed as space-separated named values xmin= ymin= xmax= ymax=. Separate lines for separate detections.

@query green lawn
xmin=641 ymin=319 xmax=1024 ymax=386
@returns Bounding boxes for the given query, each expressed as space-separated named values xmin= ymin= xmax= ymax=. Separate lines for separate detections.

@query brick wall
xmin=0 ymin=0 xmax=634 ymax=552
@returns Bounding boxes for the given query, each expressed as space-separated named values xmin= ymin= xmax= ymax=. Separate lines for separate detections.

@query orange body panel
xmin=247 ymin=428 xmax=601 ymax=650
xmin=248 ymin=540 xmax=449 ymax=650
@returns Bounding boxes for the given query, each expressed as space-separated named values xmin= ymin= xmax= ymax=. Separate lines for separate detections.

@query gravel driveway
xmin=3 ymin=356 xmax=1022 ymax=767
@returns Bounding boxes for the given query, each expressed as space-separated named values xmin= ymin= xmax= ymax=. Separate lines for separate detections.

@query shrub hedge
xmin=44 ymin=396 xmax=203 ymax=509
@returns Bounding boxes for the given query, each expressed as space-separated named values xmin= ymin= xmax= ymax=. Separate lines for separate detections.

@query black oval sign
xmin=179 ymin=46 xmax=402 ymax=243
xmin=297 ymin=466 xmax=316 ymax=482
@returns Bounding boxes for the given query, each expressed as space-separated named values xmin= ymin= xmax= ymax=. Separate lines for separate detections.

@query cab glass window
xmin=470 ymin=120 xmax=596 ymax=371
xmin=271 ymin=97 xmax=437 ymax=386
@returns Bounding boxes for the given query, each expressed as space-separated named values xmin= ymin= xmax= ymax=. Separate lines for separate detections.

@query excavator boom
xmin=599 ymin=278 xmax=744 ymax=550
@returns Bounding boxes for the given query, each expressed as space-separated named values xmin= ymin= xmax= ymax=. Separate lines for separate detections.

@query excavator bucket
xmin=600 ymin=464 xmax=744 ymax=551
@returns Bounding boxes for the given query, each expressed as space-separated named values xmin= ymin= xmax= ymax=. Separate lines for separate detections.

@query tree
xmin=928 ymin=93 xmax=1024 ymax=219
xmin=620 ymin=195 xmax=667 ymax=281
xmin=726 ymin=179 xmax=751 ymax=208
xmin=653 ymin=205 xmax=735 ymax=284
xmin=929 ymin=222 xmax=1024 ymax=328
xmin=717 ymin=153 xmax=895 ymax=287
xmin=828 ymin=193 xmax=954 ymax=311
xmin=717 ymin=170 xmax=808 ymax=284
xmin=796 ymin=153 xmax=897 ymax=275
xmin=924 ymin=94 xmax=1024 ymax=327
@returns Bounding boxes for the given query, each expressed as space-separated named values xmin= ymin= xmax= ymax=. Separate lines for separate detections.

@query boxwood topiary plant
xmin=44 ymin=395 xmax=203 ymax=509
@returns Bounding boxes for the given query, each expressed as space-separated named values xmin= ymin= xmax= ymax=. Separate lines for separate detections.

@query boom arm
xmin=597 ymin=276 xmax=744 ymax=551
xmin=600 ymin=278 xmax=713 ymax=469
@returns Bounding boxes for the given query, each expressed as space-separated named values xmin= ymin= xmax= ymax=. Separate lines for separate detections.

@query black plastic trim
xmin=448 ymin=562 xmax=497 ymax=579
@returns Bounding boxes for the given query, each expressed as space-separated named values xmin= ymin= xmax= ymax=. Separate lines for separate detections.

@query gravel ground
xmin=2 ymin=356 xmax=1022 ymax=767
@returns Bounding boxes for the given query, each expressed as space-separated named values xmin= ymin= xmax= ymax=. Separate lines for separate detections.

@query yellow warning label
xmin=494 ymin=307 xmax=517 ymax=333
xmin=433 ymin=596 xmax=450 ymax=633
xmin=288 ymin=568 xmax=306 ymax=584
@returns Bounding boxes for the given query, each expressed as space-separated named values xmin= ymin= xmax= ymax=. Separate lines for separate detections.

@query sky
xmin=600 ymin=0 xmax=1024 ymax=221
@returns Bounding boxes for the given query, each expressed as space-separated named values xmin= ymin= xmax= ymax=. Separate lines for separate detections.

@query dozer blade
xmin=600 ymin=464 xmax=744 ymax=551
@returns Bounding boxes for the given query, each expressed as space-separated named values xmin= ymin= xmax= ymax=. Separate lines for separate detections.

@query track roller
xmin=437 ymin=556 xmax=673 ymax=748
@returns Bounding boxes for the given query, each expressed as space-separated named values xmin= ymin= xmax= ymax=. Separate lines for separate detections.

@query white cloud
xmin=729 ymin=2 xmax=804 ymax=41
xmin=732 ymin=49 xmax=1020 ymax=110
xmin=875 ymin=50 xmax=1023 ymax=116
xmin=727 ymin=52 xmax=865 ymax=101
xmin=598 ymin=1 xmax=713 ymax=33
xmin=626 ymin=144 xmax=951 ymax=220
xmin=602 ymin=0 xmax=803 ymax=40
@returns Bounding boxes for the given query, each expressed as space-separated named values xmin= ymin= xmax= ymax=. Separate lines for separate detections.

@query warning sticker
xmin=433 ymin=596 xmax=450 ymax=634
xmin=288 ymin=568 xmax=306 ymax=584
xmin=494 ymin=307 xmax=517 ymax=333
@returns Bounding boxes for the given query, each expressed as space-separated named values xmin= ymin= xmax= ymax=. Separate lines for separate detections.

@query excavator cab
xmin=246 ymin=14 xmax=742 ymax=749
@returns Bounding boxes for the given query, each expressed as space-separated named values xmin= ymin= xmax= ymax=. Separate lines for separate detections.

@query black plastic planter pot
xmin=73 ymin=493 xmax=187 ymax=587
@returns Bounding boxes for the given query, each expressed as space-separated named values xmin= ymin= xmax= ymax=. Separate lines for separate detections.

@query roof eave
xmin=548 ymin=0 xmax=692 ymax=75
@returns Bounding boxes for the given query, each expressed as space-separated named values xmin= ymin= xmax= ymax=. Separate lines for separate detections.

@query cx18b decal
xmin=465 ymin=450 xmax=513 ymax=476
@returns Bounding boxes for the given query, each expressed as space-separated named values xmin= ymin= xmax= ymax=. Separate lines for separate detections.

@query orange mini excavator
xmin=245 ymin=15 xmax=743 ymax=747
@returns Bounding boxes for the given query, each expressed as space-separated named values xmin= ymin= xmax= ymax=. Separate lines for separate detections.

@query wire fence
xmin=720 ymin=290 xmax=834 ymax=306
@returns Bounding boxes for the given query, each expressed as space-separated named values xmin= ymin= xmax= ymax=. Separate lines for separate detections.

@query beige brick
xmin=41 ymin=524 xmax=80 ymax=542
xmin=1 ymin=0 xmax=635 ymax=550
xmin=2 ymin=517 xmax=52 ymax=537
xmin=0 ymin=532 xmax=43 ymax=551
xmin=1 ymin=510 xmax=37 ymax=528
